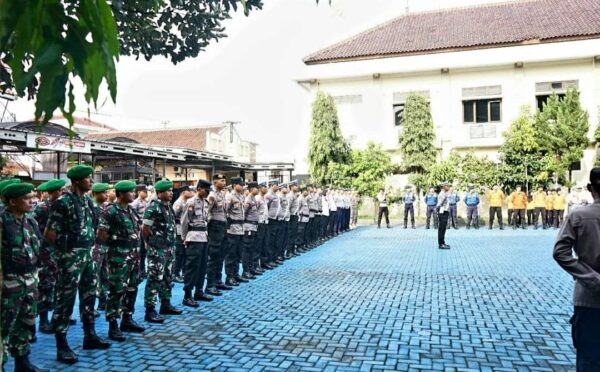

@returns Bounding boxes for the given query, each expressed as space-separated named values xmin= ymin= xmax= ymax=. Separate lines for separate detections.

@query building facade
xmin=298 ymin=0 xmax=600 ymax=185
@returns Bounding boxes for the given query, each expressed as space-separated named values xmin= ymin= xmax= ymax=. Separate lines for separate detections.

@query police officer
xmin=172 ymin=186 xmax=192 ymax=283
xmin=131 ymin=184 xmax=149 ymax=279
xmin=1 ymin=182 xmax=48 ymax=372
xmin=447 ymin=187 xmax=460 ymax=229
xmin=241 ymin=181 xmax=260 ymax=280
xmin=225 ymin=177 xmax=246 ymax=286
xmin=424 ymin=187 xmax=438 ymax=229
xmin=91 ymin=183 xmax=109 ymax=313
xmin=256 ymin=182 xmax=270 ymax=271
xmin=286 ymin=181 xmax=299 ymax=258
xmin=306 ymin=186 xmax=317 ymax=247
xmin=277 ymin=184 xmax=289 ymax=263
xmin=97 ymin=181 xmax=145 ymax=342
xmin=402 ymin=186 xmax=416 ymax=229
xmin=296 ymin=186 xmax=310 ymax=252
xmin=180 ymin=179 xmax=212 ymax=307
xmin=142 ymin=179 xmax=183 ymax=324
xmin=436 ymin=182 xmax=451 ymax=250
xmin=45 ymin=165 xmax=110 ymax=364
xmin=464 ymin=185 xmax=480 ymax=229
xmin=205 ymin=174 xmax=230 ymax=296
xmin=265 ymin=180 xmax=281 ymax=265
xmin=33 ymin=179 xmax=65 ymax=334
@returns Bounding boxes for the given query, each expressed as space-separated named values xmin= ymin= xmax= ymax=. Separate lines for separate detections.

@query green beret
xmin=45 ymin=179 xmax=66 ymax=192
xmin=37 ymin=182 xmax=48 ymax=192
xmin=114 ymin=180 xmax=136 ymax=192
xmin=67 ymin=165 xmax=93 ymax=180
xmin=154 ymin=179 xmax=173 ymax=193
xmin=91 ymin=183 xmax=109 ymax=193
xmin=0 ymin=178 xmax=21 ymax=194
xmin=2 ymin=182 xmax=34 ymax=199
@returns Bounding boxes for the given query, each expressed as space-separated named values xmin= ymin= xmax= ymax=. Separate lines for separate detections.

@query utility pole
xmin=405 ymin=0 xmax=409 ymax=14
xmin=223 ymin=121 xmax=240 ymax=143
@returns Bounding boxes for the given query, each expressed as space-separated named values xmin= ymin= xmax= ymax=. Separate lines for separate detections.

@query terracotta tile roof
xmin=85 ymin=126 xmax=225 ymax=151
xmin=304 ymin=0 xmax=600 ymax=64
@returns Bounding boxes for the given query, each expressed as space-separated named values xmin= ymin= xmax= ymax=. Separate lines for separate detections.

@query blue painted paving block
xmin=4 ymin=226 xmax=576 ymax=370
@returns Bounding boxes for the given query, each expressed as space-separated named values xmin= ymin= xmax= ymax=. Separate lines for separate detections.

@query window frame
xmin=462 ymin=98 xmax=502 ymax=124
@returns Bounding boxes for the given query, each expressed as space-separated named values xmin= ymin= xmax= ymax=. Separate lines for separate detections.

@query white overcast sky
xmin=10 ymin=0 xmax=517 ymax=167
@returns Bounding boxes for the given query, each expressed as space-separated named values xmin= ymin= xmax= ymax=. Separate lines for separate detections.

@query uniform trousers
xmin=403 ymin=205 xmax=414 ymax=227
xmin=426 ymin=206 xmax=438 ymax=228
xmin=466 ymin=205 xmax=479 ymax=228
xmin=489 ymin=206 xmax=503 ymax=228
xmin=287 ymin=216 xmax=299 ymax=254
xmin=533 ymin=207 xmax=546 ymax=228
xmin=449 ymin=205 xmax=458 ymax=228
xmin=571 ymin=306 xmax=600 ymax=372
xmin=438 ymin=211 xmax=449 ymax=246
xmin=242 ymin=231 xmax=256 ymax=273
xmin=183 ymin=242 xmax=208 ymax=296
xmin=206 ymin=220 xmax=227 ymax=288
xmin=225 ymin=233 xmax=243 ymax=280
xmin=256 ymin=223 xmax=269 ymax=268
xmin=378 ymin=207 xmax=390 ymax=227
xmin=512 ymin=209 xmax=526 ymax=228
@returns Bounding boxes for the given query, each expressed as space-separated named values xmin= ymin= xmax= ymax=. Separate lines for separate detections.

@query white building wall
xmin=297 ymin=39 xmax=600 ymax=184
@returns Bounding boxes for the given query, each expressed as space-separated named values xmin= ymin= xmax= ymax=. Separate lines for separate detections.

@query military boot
xmin=159 ymin=301 xmax=183 ymax=315
xmin=39 ymin=311 xmax=53 ymax=334
xmin=15 ymin=352 xmax=49 ymax=372
xmin=82 ymin=322 xmax=111 ymax=350
xmin=55 ymin=333 xmax=78 ymax=364
xmin=108 ymin=320 xmax=126 ymax=342
xmin=97 ymin=297 xmax=107 ymax=311
xmin=144 ymin=308 xmax=165 ymax=323
xmin=121 ymin=314 xmax=145 ymax=333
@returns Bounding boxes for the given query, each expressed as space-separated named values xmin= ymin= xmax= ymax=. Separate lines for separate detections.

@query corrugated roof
xmin=85 ymin=126 xmax=225 ymax=151
xmin=304 ymin=0 xmax=600 ymax=64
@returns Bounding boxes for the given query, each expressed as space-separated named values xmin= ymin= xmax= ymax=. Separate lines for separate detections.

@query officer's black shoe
xmin=499 ymin=226 xmax=504 ymax=230
xmin=108 ymin=320 xmax=126 ymax=342
xmin=225 ymin=278 xmax=239 ymax=287
xmin=292 ymin=252 xmax=301 ymax=257
xmin=453 ymin=226 xmax=459 ymax=230
xmin=82 ymin=323 xmax=111 ymax=350
xmin=426 ymin=226 xmax=430 ymax=230
xmin=144 ymin=309 xmax=165 ymax=324
xmin=261 ymin=263 xmax=273 ymax=270
xmin=120 ymin=315 xmax=145 ymax=333
xmin=251 ymin=269 xmax=264 ymax=275
xmin=275 ymin=258 xmax=284 ymax=264
xmin=30 ymin=334 xmax=37 ymax=344
xmin=39 ymin=312 xmax=53 ymax=334
xmin=241 ymin=273 xmax=256 ymax=280
xmin=206 ymin=287 xmax=223 ymax=296
xmin=194 ymin=292 xmax=214 ymax=302
xmin=284 ymin=254 xmax=293 ymax=260
xmin=488 ymin=226 xmax=493 ymax=230
xmin=56 ymin=333 xmax=78 ymax=364
xmin=404 ymin=225 xmax=407 ymax=229
xmin=216 ymin=283 xmax=233 ymax=290
xmin=159 ymin=302 xmax=183 ymax=315
xmin=183 ymin=297 xmax=199 ymax=308
xmin=438 ymin=244 xmax=451 ymax=250
xmin=98 ymin=297 xmax=107 ymax=311
xmin=387 ymin=225 xmax=391 ymax=229
xmin=412 ymin=226 xmax=416 ymax=229
xmin=15 ymin=352 xmax=49 ymax=372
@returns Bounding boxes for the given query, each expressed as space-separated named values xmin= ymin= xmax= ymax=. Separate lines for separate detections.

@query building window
xmin=393 ymin=104 xmax=405 ymax=126
xmin=536 ymin=93 xmax=566 ymax=112
xmin=463 ymin=99 xmax=502 ymax=124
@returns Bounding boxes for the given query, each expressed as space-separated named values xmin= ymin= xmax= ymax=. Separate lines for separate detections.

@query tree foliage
xmin=307 ymin=91 xmax=350 ymax=185
xmin=398 ymin=93 xmax=437 ymax=174
xmin=0 ymin=0 xmax=262 ymax=126
xmin=328 ymin=142 xmax=393 ymax=197
xmin=426 ymin=151 xmax=499 ymax=190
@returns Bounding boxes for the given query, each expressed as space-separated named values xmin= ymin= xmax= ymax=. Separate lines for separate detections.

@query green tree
xmin=399 ymin=93 xmax=437 ymax=175
xmin=0 ymin=0 xmax=262 ymax=126
xmin=307 ymin=91 xmax=350 ymax=184
xmin=329 ymin=142 xmax=393 ymax=197
xmin=536 ymin=89 xmax=590 ymax=184
xmin=426 ymin=152 xmax=460 ymax=187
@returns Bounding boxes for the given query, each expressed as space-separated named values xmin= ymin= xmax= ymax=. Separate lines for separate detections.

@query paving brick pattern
xmin=10 ymin=226 xmax=575 ymax=371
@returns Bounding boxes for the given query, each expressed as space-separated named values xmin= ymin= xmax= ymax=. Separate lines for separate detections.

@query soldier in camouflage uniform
xmin=0 ymin=179 xmax=21 ymax=215
xmin=45 ymin=165 xmax=110 ymax=365
xmin=90 ymin=183 xmax=109 ymax=313
xmin=1 ymin=183 xmax=47 ymax=372
xmin=224 ymin=177 xmax=246 ymax=286
xmin=33 ymin=179 xmax=65 ymax=334
xmin=142 ymin=179 xmax=182 ymax=323
xmin=97 ymin=181 xmax=145 ymax=342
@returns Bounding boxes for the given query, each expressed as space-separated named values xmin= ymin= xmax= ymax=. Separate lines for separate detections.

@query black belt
xmin=228 ymin=219 xmax=244 ymax=225
xmin=189 ymin=226 xmax=207 ymax=232
xmin=244 ymin=221 xmax=259 ymax=225
xmin=309 ymin=209 xmax=318 ymax=212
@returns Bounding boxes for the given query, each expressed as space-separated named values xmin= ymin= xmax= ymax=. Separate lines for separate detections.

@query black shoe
xmin=236 ymin=275 xmax=251 ymax=283
xmin=173 ymin=275 xmax=184 ymax=283
xmin=225 ymin=278 xmax=239 ymax=287
xmin=206 ymin=287 xmax=223 ymax=296
xmin=39 ymin=312 xmax=53 ymax=334
xmin=241 ymin=273 xmax=256 ymax=280
xmin=438 ymin=244 xmax=451 ymax=250
xmin=499 ymin=226 xmax=504 ymax=230
xmin=120 ymin=315 xmax=145 ymax=333
xmin=56 ymin=333 xmax=78 ymax=365
xmin=412 ymin=226 xmax=416 ymax=229
xmin=183 ymin=297 xmax=199 ymax=308
xmin=261 ymin=264 xmax=274 ymax=270
xmin=216 ymin=283 xmax=233 ymax=290
xmin=98 ymin=297 xmax=107 ymax=311
xmin=159 ymin=302 xmax=183 ymax=315
xmin=284 ymin=254 xmax=293 ymax=260
xmin=108 ymin=320 xmax=126 ymax=342
xmin=377 ymin=225 xmax=381 ymax=229
xmin=82 ymin=323 xmax=111 ymax=350
xmin=250 ymin=270 xmax=263 ymax=276
xmin=453 ymin=226 xmax=459 ymax=230
xmin=144 ymin=309 xmax=165 ymax=323
xmin=426 ymin=226 xmax=430 ymax=230
xmin=194 ymin=293 xmax=214 ymax=302
xmin=15 ymin=353 xmax=48 ymax=372
xmin=30 ymin=334 xmax=37 ymax=344
xmin=387 ymin=225 xmax=391 ymax=228
xmin=488 ymin=226 xmax=493 ymax=230
xmin=275 ymin=258 xmax=284 ymax=264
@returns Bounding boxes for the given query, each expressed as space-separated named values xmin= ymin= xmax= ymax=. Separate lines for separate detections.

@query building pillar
xmin=56 ymin=152 xmax=61 ymax=178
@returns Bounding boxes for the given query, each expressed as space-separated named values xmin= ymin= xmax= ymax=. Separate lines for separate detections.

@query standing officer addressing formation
xmin=554 ymin=168 xmax=600 ymax=371
xmin=436 ymin=182 xmax=451 ymax=250
xmin=142 ymin=179 xmax=182 ymax=324
xmin=97 ymin=181 xmax=145 ymax=342
xmin=402 ymin=186 xmax=416 ymax=229
xmin=376 ymin=188 xmax=390 ymax=229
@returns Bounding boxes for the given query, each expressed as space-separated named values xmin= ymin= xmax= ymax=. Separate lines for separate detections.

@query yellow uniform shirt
xmin=545 ymin=195 xmax=555 ymax=210
xmin=510 ymin=191 xmax=528 ymax=209
xmin=487 ymin=190 xmax=505 ymax=207
xmin=554 ymin=195 xmax=566 ymax=210
xmin=533 ymin=191 xmax=546 ymax=208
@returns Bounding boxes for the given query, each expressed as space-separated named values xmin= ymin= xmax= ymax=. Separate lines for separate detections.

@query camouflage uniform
xmin=1 ymin=210 xmax=41 ymax=362
xmin=48 ymin=190 xmax=97 ymax=333
xmin=91 ymin=199 xmax=109 ymax=305
xmin=33 ymin=198 xmax=58 ymax=314
xmin=143 ymin=200 xmax=176 ymax=308
xmin=98 ymin=203 xmax=141 ymax=321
